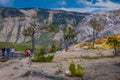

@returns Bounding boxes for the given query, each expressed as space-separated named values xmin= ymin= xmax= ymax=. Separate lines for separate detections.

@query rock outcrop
xmin=76 ymin=9 xmax=120 ymax=43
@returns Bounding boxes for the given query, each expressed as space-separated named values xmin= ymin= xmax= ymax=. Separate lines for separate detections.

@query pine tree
xmin=22 ymin=15 xmax=40 ymax=54
xmin=63 ymin=26 xmax=76 ymax=51
xmin=89 ymin=19 xmax=103 ymax=48
xmin=107 ymin=35 xmax=120 ymax=56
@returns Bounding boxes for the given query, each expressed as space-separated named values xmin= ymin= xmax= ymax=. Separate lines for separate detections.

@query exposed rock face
xmin=0 ymin=7 xmax=88 ymax=43
xmin=76 ymin=9 xmax=120 ymax=43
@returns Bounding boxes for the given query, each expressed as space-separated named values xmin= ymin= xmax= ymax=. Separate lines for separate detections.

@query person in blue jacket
xmin=6 ymin=46 xmax=11 ymax=59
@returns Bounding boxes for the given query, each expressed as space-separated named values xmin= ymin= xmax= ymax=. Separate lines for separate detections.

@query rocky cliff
xmin=76 ymin=9 xmax=120 ymax=43
xmin=0 ymin=7 xmax=88 ymax=44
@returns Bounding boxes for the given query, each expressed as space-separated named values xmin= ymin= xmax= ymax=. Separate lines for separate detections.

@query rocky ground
xmin=0 ymin=49 xmax=120 ymax=80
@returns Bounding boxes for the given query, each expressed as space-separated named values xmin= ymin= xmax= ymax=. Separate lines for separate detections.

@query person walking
xmin=6 ymin=46 xmax=11 ymax=59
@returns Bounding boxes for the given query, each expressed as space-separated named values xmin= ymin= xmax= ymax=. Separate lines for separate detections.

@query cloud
xmin=56 ymin=0 xmax=120 ymax=13
xmin=0 ymin=0 xmax=14 ymax=6
xmin=93 ymin=0 xmax=120 ymax=10
xmin=58 ymin=0 xmax=67 ymax=6
xmin=55 ymin=7 xmax=100 ymax=13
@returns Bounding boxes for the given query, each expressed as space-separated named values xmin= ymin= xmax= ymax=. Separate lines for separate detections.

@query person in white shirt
xmin=11 ymin=47 xmax=15 ymax=59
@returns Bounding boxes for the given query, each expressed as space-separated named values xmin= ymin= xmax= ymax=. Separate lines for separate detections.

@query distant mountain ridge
xmin=0 ymin=7 xmax=88 ymax=44
xmin=0 ymin=7 xmax=120 ymax=48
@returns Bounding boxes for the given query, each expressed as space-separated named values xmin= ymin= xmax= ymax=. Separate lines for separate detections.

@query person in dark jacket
xmin=6 ymin=47 xmax=10 ymax=59
xmin=1 ymin=48 xmax=6 ymax=59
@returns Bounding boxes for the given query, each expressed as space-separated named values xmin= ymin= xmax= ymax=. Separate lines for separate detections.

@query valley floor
xmin=0 ymin=49 xmax=120 ymax=80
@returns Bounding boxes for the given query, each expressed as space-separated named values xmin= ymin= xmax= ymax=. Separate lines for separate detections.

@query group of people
xmin=0 ymin=47 xmax=34 ymax=61
xmin=1 ymin=47 xmax=15 ymax=60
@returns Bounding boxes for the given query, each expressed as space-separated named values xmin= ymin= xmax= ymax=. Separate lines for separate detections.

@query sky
xmin=0 ymin=0 xmax=120 ymax=13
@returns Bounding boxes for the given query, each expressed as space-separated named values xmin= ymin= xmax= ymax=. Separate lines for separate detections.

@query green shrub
xmin=43 ymin=55 xmax=54 ymax=62
xmin=39 ymin=47 xmax=46 ymax=55
xmin=32 ymin=54 xmax=54 ymax=62
xmin=32 ymin=46 xmax=54 ymax=62
xmin=69 ymin=61 xmax=84 ymax=77
xmin=69 ymin=61 xmax=76 ymax=75
xmin=32 ymin=50 xmax=54 ymax=62
xmin=50 ymin=43 xmax=57 ymax=53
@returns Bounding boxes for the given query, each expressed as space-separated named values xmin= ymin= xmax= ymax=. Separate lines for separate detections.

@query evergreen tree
xmin=107 ymin=35 xmax=120 ymax=56
xmin=89 ymin=19 xmax=103 ymax=48
xmin=23 ymin=15 xmax=57 ymax=54
xmin=22 ymin=15 xmax=40 ymax=54
xmin=63 ymin=26 xmax=76 ymax=51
